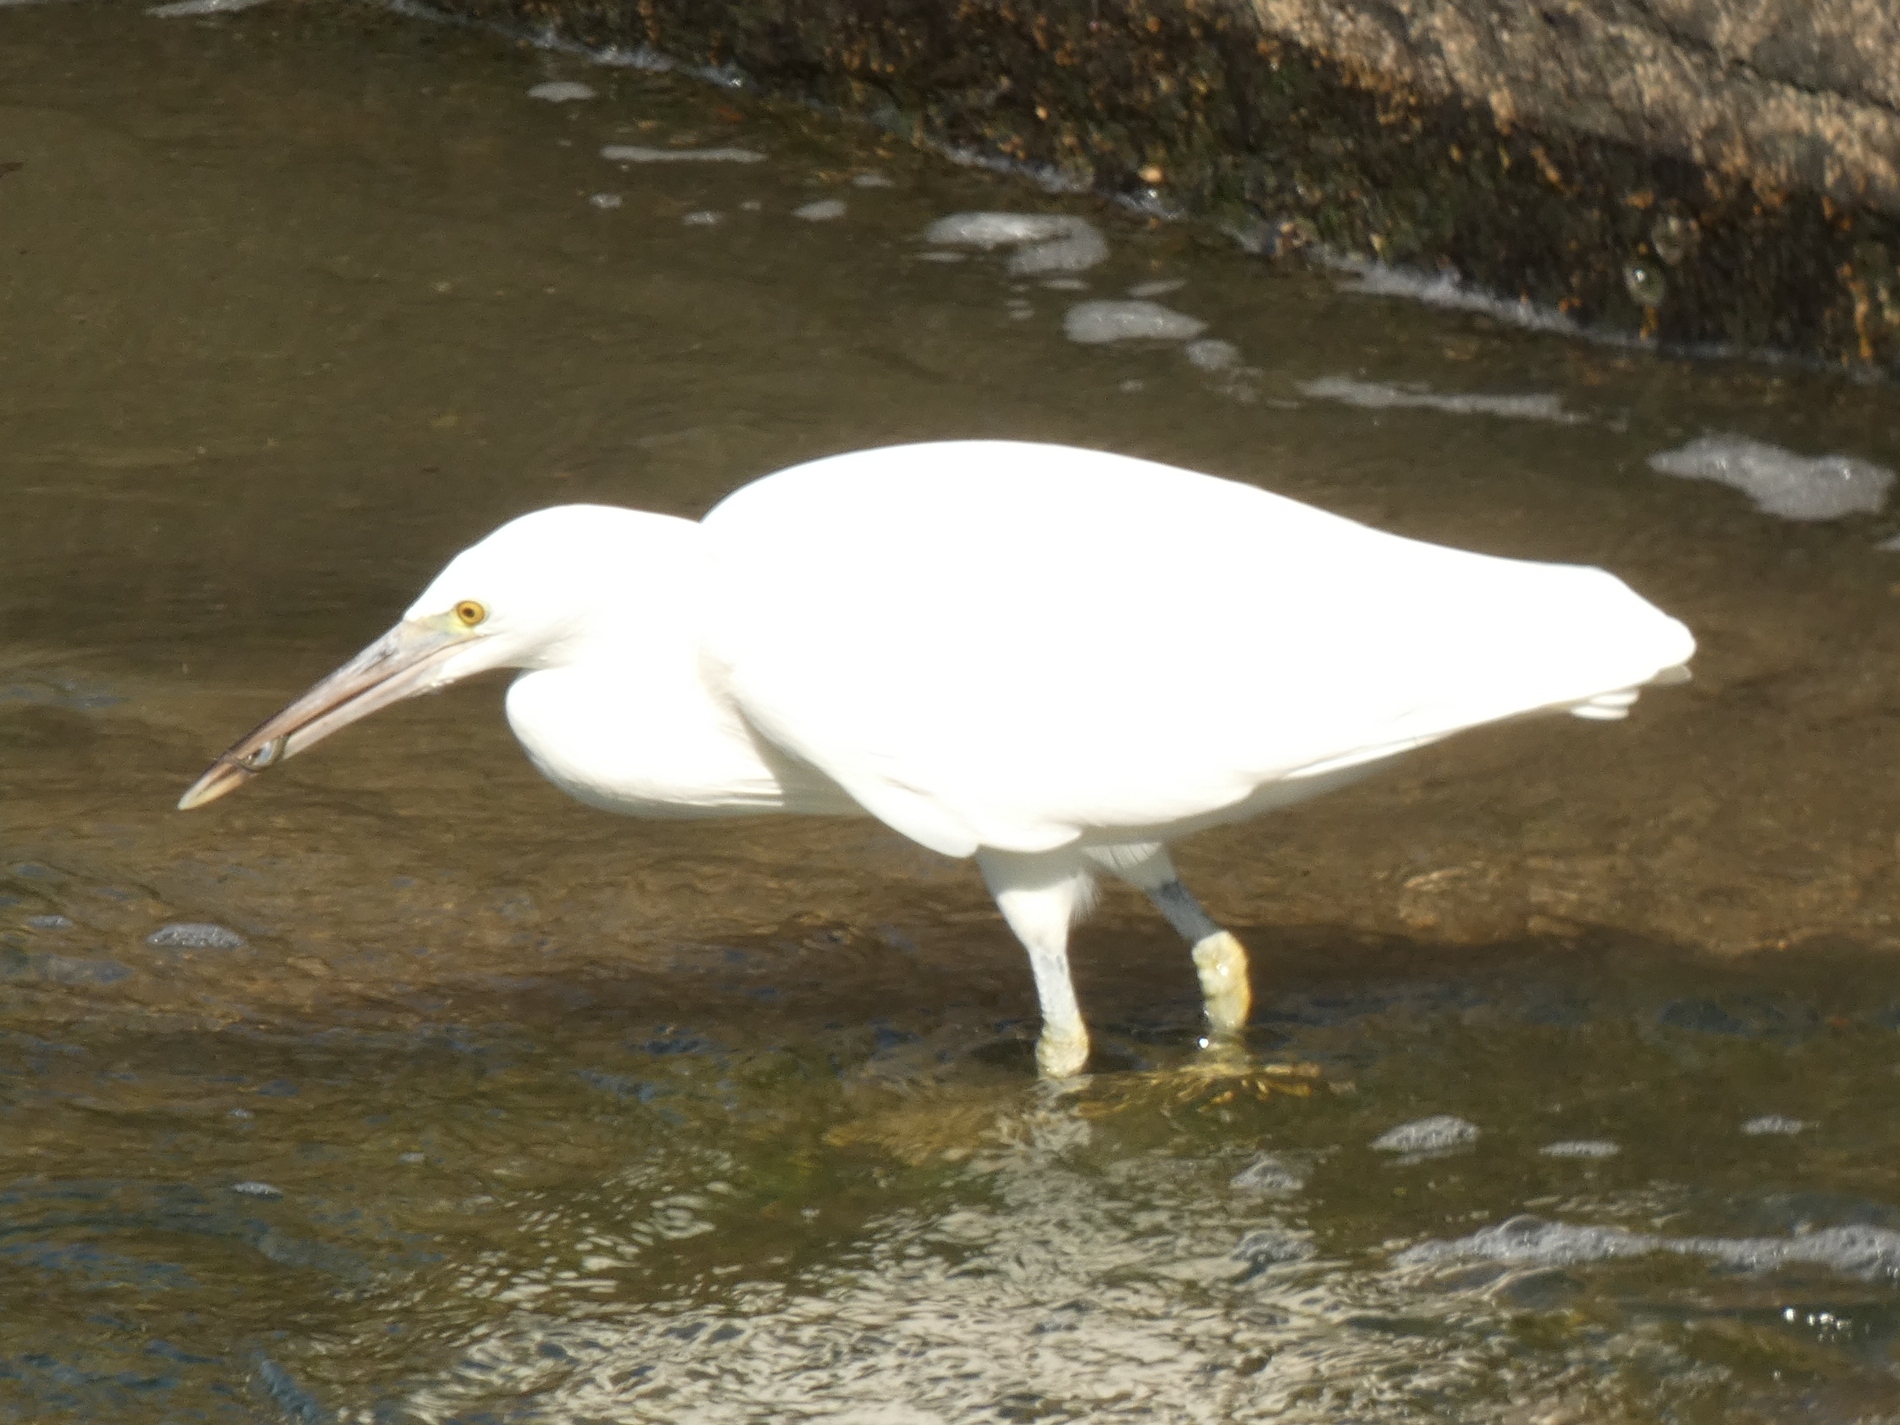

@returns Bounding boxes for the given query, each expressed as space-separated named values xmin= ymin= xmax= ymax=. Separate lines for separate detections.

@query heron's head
xmin=177 ymin=504 xmax=690 ymax=810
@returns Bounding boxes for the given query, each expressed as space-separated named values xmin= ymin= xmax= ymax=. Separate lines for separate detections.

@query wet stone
xmin=1488 ymin=1266 xmax=1586 ymax=1310
xmin=145 ymin=922 xmax=245 ymax=950
xmin=1231 ymin=1152 xmax=1310 ymax=1194
xmin=1232 ymin=1228 xmax=1317 ymax=1270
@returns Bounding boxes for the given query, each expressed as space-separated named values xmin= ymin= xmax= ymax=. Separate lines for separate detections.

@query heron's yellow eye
xmin=454 ymin=600 xmax=487 ymax=627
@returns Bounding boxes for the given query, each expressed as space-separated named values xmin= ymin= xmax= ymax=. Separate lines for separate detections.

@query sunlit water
xmin=5 ymin=3 xmax=1900 ymax=1420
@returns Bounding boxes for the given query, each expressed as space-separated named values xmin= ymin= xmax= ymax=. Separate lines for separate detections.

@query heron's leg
xmin=977 ymin=848 xmax=1098 ymax=1078
xmin=1086 ymin=844 xmax=1252 ymax=1039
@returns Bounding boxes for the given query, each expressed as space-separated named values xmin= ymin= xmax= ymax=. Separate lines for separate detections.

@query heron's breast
xmin=503 ymin=665 xmax=856 ymax=819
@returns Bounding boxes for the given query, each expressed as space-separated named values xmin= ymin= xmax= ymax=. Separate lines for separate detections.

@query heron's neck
xmin=525 ymin=512 xmax=712 ymax=672
xmin=501 ymin=516 xmax=843 ymax=814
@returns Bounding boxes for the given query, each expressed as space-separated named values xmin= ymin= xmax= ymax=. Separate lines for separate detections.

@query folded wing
xmin=702 ymin=442 xmax=1694 ymax=856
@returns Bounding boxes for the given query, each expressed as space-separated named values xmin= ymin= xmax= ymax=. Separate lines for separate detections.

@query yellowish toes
xmin=1036 ymin=1027 xmax=1091 ymax=1079
xmin=1191 ymin=930 xmax=1252 ymax=1038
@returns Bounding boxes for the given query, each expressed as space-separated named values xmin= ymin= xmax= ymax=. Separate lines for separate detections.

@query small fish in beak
xmin=177 ymin=614 xmax=477 ymax=810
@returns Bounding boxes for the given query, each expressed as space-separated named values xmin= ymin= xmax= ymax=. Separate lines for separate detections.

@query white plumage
xmin=181 ymin=440 xmax=1695 ymax=1077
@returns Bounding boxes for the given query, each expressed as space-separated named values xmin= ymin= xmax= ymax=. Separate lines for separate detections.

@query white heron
xmin=179 ymin=440 xmax=1694 ymax=1077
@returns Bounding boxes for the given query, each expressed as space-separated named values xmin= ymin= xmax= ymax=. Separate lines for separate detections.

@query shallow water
xmin=6 ymin=2 xmax=1900 ymax=1419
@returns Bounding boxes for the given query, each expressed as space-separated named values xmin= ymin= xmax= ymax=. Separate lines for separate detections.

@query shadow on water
xmin=5 ymin=0 xmax=1900 ymax=1419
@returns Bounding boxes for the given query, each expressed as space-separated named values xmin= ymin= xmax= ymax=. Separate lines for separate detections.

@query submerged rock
xmin=1231 ymin=1152 xmax=1310 ymax=1194
xmin=1232 ymin=1227 xmax=1317 ymax=1270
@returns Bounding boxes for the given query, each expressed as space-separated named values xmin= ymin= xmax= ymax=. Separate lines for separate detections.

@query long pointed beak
xmin=178 ymin=617 xmax=476 ymax=811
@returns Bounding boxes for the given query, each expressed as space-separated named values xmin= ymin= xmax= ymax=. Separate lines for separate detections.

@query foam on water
xmin=1128 ymin=278 xmax=1184 ymax=298
xmin=527 ymin=80 xmax=595 ymax=102
xmin=1325 ymin=256 xmax=1580 ymax=336
xmin=1063 ymin=300 xmax=1206 ymax=345
xmin=1009 ymin=232 xmax=1107 ymax=277
xmin=793 ymin=198 xmax=846 ymax=222
xmin=587 ymin=44 xmax=675 ymax=72
xmin=681 ymin=211 xmax=722 ymax=226
xmin=588 ymin=193 xmax=622 ymax=210
xmin=938 ymin=146 xmax=1088 ymax=194
xmin=600 ymin=145 xmax=765 ymax=164
xmin=1648 ymin=434 xmax=1895 ymax=521
xmin=1297 ymin=376 xmax=1586 ymax=424
xmin=1400 ymin=1214 xmax=1900 ymax=1284
xmin=145 ymin=922 xmax=245 ymax=949
xmin=851 ymin=173 xmax=895 ymax=189
xmin=921 ymin=212 xmax=1107 ymax=276
xmin=1741 ymin=1114 xmax=1808 ymax=1135
xmin=147 ymin=0 xmax=273 ymax=15
xmin=1372 ymin=1115 xmax=1480 ymax=1153
xmin=1184 ymin=338 xmax=1241 ymax=372
xmin=922 ymin=212 xmax=1073 ymax=247
xmin=1538 ymin=1140 xmax=1620 ymax=1158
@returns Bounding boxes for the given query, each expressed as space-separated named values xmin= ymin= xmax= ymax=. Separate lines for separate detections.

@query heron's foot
xmin=1191 ymin=930 xmax=1252 ymax=1037
xmin=1036 ymin=1025 xmax=1091 ymax=1079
